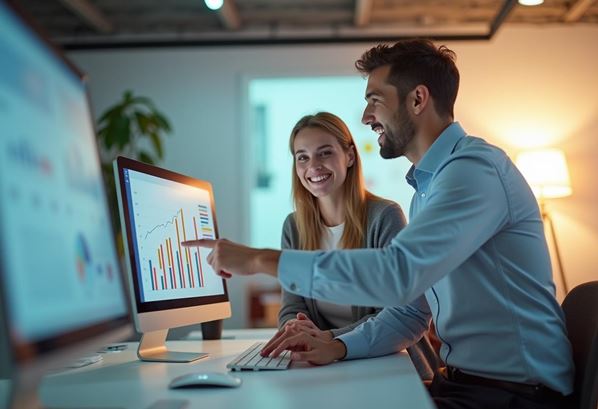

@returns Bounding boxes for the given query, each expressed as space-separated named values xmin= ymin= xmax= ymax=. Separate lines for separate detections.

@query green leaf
xmin=134 ymin=110 xmax=150 ymax=134
xmin=123 ymin=90 xmax=134 ymax=103
xmin=131 ymin=95 xmax=154 ymax=108
xmin=138 ymin=151 xmax=155 ymax=165
xmin=112 ymin=116 xmax=131 ymax=150
xmin=98 ymin=104 xmax=124 ymax=124
xmin=148 ymin=131 xmax=164 ymax=159
xmin=154 ymin=111 xmax=172 ymax=133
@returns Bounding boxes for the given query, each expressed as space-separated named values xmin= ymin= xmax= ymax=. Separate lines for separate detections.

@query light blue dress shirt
xmin=278 ymin=122 xmax=574 ymax=395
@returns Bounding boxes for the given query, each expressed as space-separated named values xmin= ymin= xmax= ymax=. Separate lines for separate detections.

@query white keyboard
xmin=227 ymin=342 xmax=292 ymax=371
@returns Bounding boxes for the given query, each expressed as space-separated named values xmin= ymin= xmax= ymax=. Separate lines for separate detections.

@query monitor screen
xmin=0 ymin=2 xmax=129 ymax=359
xmin=115 ymin=157 xmax=228 ymax=314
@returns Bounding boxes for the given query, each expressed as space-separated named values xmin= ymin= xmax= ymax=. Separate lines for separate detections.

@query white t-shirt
xmin=315 ymin=223 xmax=353 ymax=328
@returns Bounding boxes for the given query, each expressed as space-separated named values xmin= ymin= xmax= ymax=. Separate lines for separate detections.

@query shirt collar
xmin=405 ymin=122 xmax=466 ymax=189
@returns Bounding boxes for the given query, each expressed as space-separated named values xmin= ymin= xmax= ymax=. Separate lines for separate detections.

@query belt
xmin=442 ymin=366 xmax=565 ymax=401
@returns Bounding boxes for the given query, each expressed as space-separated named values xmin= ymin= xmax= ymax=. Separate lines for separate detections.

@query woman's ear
xmin=347 ymin=145 xmax=356 ymax=168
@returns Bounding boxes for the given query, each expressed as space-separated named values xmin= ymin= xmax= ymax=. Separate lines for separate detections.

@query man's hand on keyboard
xmin=260 ymin=331 xmax=346 ymax=366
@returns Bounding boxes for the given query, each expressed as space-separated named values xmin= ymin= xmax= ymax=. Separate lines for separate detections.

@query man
xmin=183 ymin=39 xmax=573 ymax=409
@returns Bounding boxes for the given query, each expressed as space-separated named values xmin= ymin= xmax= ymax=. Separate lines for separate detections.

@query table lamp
xmin=515 ymin=148 xmax=572 ymax=293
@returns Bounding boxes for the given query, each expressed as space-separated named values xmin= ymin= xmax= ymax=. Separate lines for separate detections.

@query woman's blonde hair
xmin=289 ymin=112 xmax=376 ymax=250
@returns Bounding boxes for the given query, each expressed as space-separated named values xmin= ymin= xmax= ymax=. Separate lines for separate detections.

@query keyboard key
xmin=227 ymin=342 xmax=292 ymax=371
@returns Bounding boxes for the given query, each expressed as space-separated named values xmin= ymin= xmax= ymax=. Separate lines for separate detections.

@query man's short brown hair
xmin=356 ymin=39 xmax=460 ymax=118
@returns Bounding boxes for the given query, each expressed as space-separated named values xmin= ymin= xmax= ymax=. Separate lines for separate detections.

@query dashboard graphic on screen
xmin=122 ymin=168 xmax=224 ymax=303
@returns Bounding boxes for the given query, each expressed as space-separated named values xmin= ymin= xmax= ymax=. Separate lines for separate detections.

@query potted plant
xmin=96 ymin=90 xmax=172 ymax=249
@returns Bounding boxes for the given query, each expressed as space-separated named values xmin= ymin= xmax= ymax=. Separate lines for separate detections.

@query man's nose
xmin=362 ymin=105 xmax=373 ymax=125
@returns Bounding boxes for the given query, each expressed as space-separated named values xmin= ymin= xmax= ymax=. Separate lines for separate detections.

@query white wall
xmin=70 ymin=25 xmax=598 ymax=327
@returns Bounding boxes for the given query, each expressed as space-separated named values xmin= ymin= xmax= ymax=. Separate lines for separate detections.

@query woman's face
xmin=293 ymin=127 xmax=354 ymax=200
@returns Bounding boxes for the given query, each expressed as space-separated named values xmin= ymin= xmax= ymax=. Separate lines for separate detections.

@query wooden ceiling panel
xmin=14 ymin=0 xmax=598 ymax=48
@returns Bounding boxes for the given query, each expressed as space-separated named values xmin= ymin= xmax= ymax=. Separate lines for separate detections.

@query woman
xmin=274 ymin=112 xmax=438 ymax=379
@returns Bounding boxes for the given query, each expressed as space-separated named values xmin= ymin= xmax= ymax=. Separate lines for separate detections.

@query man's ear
xmin=411 ymin=85 xmax=430 ymax=116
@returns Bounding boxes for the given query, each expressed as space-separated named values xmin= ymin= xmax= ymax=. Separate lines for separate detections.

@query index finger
xmin=260 ymin=328 xmax=285 ymax=356
xmin=181 ymin=239 xmax=215 ymax=248
xmin=270 ymin=333 xmax=313 ymax=359
xmin=262 ymin=327 xmax=299 ymax=357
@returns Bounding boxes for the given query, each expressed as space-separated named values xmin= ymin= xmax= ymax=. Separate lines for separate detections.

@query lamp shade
xmin=516 ymin=149 xmax=572 ymax=199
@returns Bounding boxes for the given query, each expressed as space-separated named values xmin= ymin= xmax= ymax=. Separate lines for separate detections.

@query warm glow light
xmin=516 ymin=149 xmax=572 ymax=199
xmin=205 ymin=0 xmax=223 ymax=10
xmin=518 ymin=0 xmax=544 ymax=5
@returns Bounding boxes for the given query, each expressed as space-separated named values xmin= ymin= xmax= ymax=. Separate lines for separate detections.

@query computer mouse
xmin=168 ymin=372 xmax=242 ymax=389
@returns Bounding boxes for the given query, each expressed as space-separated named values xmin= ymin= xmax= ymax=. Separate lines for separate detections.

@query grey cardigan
xmin=278 ymin=198 xmax=439 ymax=380
xmin=278 ymin=198 xmax=406 ymax=337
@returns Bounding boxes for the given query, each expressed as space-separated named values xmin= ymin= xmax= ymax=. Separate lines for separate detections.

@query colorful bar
xmin=164 ymin=239 xmax=176 ymax=289
xmin=153 ymin=267 xmax=159 ymax=291
xmin=175 ymin=218 xmax=187 ymax=288
xmin=175 ymin=250 xmax=184 ymax=288
xmin=160 ymin=244 xmax=167 ymax=289
xmin=180 ymin=208 xmax=188 ymax=241
xmin=167 ymin=238 xmax=177 ymax=289
xmin=149 ymin=260 xmax=155 ymax=290
xmin=186 ymin=246 xmax=194 ymax=279
xmin=193 ymin=217 xmax=204 ymax=287
xmin=161 ymin=275 xmax=165 ymax=290
xmin=181 ymin=208 xmax=195 ymax=282
xmin=195 ymin=253 xmax=203 ymax=287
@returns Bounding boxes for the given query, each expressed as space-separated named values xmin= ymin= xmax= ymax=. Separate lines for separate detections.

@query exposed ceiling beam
xmin=488 ymin=0 xmax=517 ymax=38
xmin=563 ymin=0 xmax=596 ymax=22
xmin=58 ymin=0 xmax=113 ymax=34
xmin=354 ymin=0 xmax=374 ymax=27
xmin=217 ymin=0 xmax=241 ymax=30
xmin=58 ymin=22 xmax=494 ymax=50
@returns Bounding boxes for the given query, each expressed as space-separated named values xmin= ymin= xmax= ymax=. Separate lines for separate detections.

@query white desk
xmin=39 ymin=330 xmax=435 ymax=409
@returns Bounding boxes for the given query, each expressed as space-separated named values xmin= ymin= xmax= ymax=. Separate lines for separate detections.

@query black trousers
xmin=428 ymin=372 xmax=569 ymax=409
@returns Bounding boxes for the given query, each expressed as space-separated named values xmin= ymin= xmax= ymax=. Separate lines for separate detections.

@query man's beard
xmin=379 ymin=104 xmax=417 ymax=159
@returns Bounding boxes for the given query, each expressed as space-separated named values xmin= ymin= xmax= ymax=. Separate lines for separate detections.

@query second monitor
xmin=114 ymin=156 xmax=231 ymax=363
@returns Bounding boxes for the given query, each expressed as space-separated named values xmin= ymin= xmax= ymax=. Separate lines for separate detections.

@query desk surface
xmin=40 ymin=331 xmax=435 ymax=409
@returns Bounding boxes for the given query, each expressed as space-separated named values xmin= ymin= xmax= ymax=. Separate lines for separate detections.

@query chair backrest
xmin=561 ymin=281 xmax=598 ymax=409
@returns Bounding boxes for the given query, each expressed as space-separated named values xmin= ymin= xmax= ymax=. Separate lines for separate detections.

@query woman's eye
xmin=296 ymin=155 xmax=308 ymax=162
xmin=320 ymin=151 xmax=332 ymax=158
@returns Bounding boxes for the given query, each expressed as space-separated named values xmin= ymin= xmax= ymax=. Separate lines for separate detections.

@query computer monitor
xmin=0 ymin=2 xmax=132 ymax=408
xmin=114 ymin=156 xmax=231 ymax=363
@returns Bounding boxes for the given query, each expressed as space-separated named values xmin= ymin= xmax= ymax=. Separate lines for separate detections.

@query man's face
xmin=361 ymin=65 xmax=417 ymax=159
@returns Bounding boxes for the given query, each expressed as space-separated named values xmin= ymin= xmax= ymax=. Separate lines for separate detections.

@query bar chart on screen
xmin=124 ymin=169 xmax=224 ymax=303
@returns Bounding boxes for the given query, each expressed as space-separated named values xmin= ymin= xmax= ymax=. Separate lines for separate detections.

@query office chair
xmin=561 ymin=281 xmax=598 ymax=409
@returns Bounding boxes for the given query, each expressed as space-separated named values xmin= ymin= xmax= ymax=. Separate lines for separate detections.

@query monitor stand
xmin=137 ymin=329 xmax=208 ymax=363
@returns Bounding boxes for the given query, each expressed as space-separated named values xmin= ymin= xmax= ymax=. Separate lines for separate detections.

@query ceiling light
xmin=518 ymin=0 xmax=544 ymax=5
xmin=205 ymin=0 xmax=224 ymax=10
